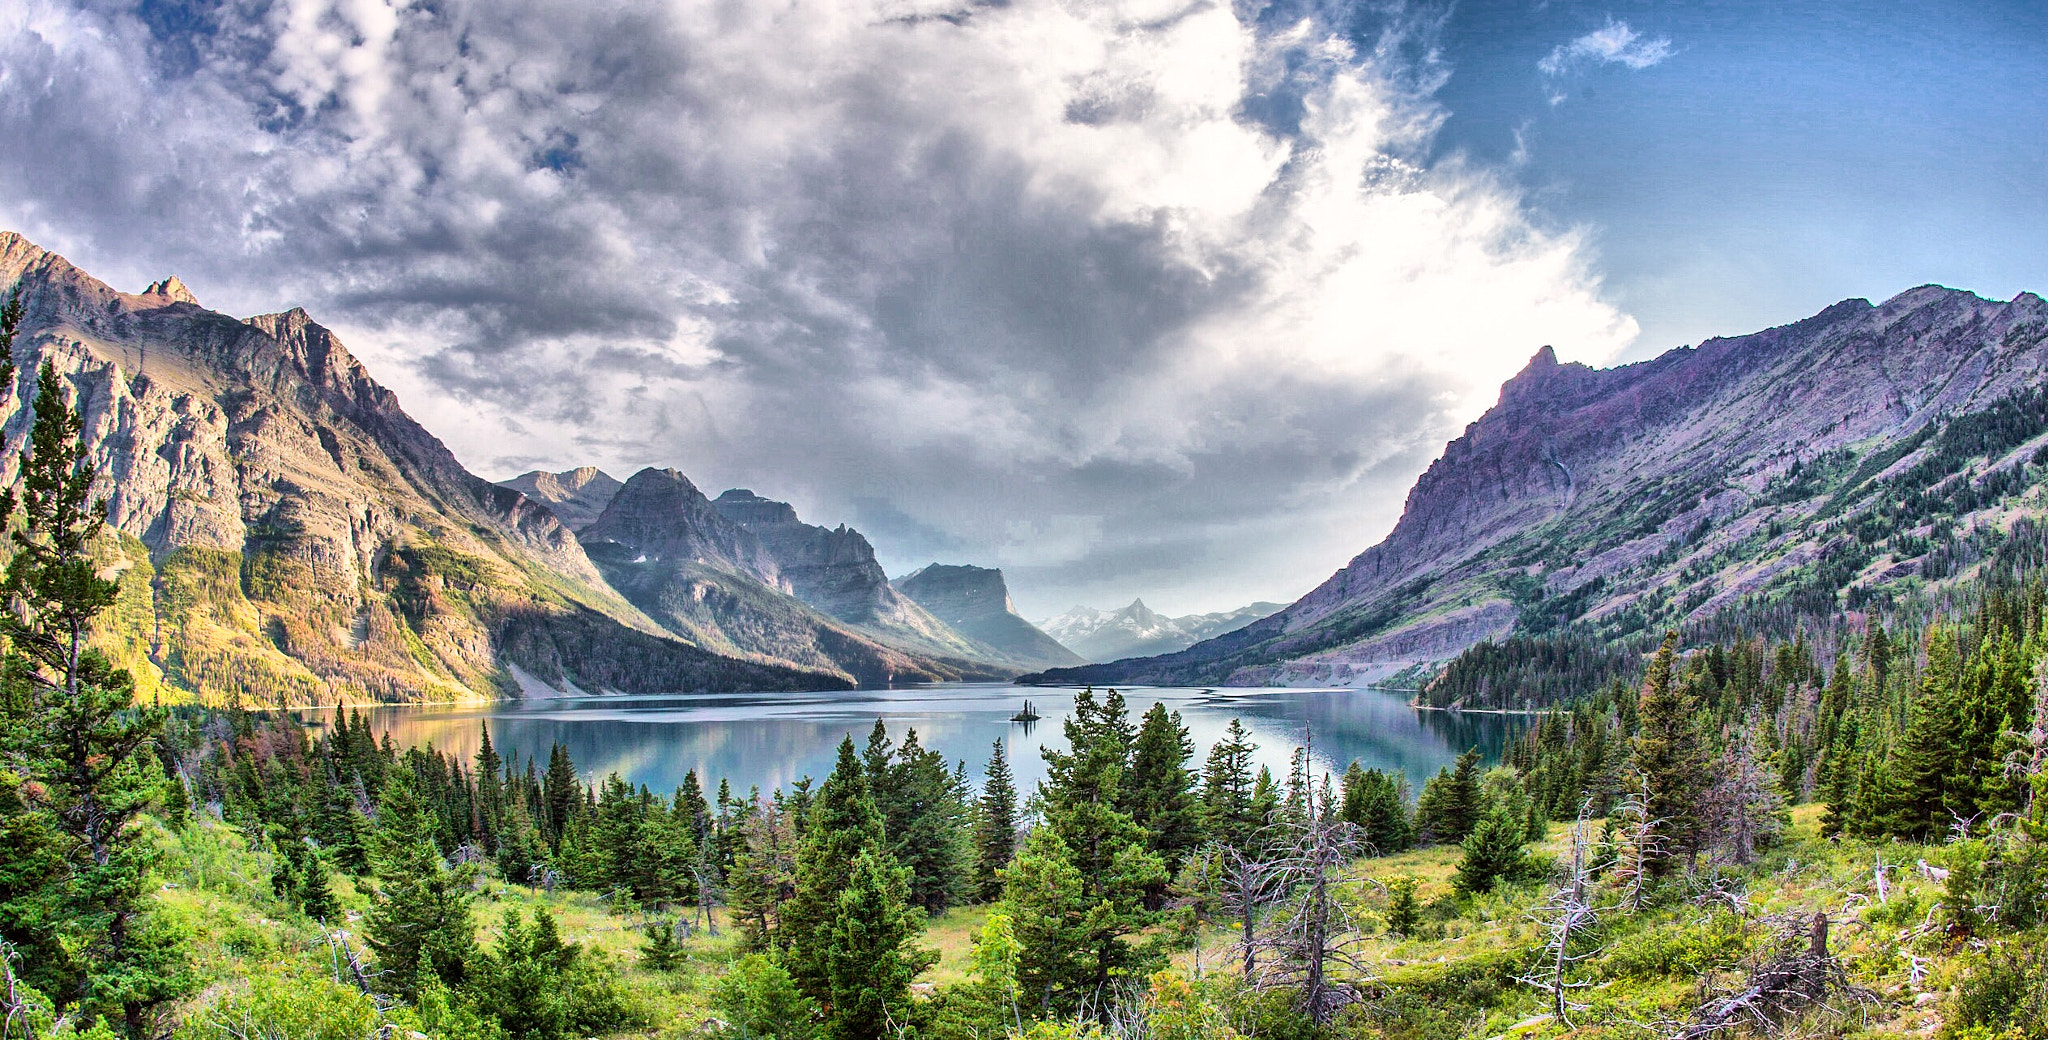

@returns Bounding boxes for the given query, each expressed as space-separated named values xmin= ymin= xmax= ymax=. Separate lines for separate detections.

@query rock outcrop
xmin=580 ymin=469 xmax=1006 ymax=684
xmin=1023 ymin=286 xmax=2048 ymax=688
xmin=708 ymin=490 xmax=1005 ymax=666
xmin=892 ymin=564 xmax=1085 ymax=671
xmin=0 ymin=231 xmax=841 ymax=705
xmin=498 ymin=467 xmax=623 ymax=530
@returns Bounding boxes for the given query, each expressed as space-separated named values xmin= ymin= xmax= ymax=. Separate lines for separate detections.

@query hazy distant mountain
xmin=498 ymin=467 xmax=623 ymax=530
xmin=891 ymin=564 xmax=1085 ymax=671
xmin=1024 ymin=287 xmax=2048 ymax=692
xmin=0 ymin=231 xmax=837 ymax=705
xmin=709 ymin=490 xmax=1006 ymax=666
xmin=581 ymin=469 xmax=1004 ymax=684
xmin=1036 ymin=599 xmax=1285 ymax=663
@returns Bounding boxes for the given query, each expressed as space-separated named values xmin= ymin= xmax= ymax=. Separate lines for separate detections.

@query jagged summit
xmin=500 ymin=467 xmax=625 ymax=530
xmin=142 ymin=275 xmax=198 ymax=306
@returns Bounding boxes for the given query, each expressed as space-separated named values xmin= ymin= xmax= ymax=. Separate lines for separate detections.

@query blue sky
xmin=1429 ymin=0 xmax=2048 ymax=356
xmin=0 ymin=0 xmax=2041 ymax=615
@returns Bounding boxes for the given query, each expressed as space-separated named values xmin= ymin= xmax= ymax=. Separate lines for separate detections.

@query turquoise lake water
xmin=309 ymin=683 xmax=1524 ymax=799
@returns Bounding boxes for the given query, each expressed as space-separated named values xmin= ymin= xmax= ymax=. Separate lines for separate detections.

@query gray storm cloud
xmin=0 ymin=0 xmax=1637 ymax=615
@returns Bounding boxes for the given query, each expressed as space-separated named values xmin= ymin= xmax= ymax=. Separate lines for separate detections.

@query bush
xmin=175 ymin=969 xmax=382 ymax=1040
xmin=1946 ymin=934 xmax=2048 ymax=1039
xmin=712 ymin=955 xmax=819 ymax=1040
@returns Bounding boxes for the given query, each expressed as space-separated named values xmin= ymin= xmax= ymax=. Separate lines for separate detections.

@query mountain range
xmin=1034 ymin=599 xmax=1284 ymax=663
xmin=0 ymin=231 xmax=1071 ymax=704
xmin=1022 ymin=285 xmax=2048 ymax=693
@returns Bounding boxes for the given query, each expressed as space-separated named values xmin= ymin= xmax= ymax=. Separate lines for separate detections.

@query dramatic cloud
xmin=0 ymin=0 xmax=1638 ymax=615
xmin=1538 ymin=18 xmax=1673 ymax=104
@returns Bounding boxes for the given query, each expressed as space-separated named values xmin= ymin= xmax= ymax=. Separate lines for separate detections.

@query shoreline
xmin=1406 ymin=701 xmax=1562 ymax=716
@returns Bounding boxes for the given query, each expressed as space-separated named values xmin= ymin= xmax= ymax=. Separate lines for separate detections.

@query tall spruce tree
xmin=820 ymin=848 xmax=936 ymax=1040
xmin=1127 ymin=703 xmax=1203 ymax=875
xmin=784 ymin=735 xmax=930 ymax=1020
xmin=885 ymin=728 xmax=972 ymax=914
xmin=1630 ymin=632 xmax=1705 ymax=874
xmin=973 ymin=740 xmax=1019 ymax=903
xmin=1890 ymin=625 xmax=1972 ymax=838
xmin=0 ymin=337 xmax=185 ymax=1035
xmin=1200 ymin=718 xmax=1259 ymax=850
xmin=364 ymin=770 xmax=476 ymax=998
xmin=1019 ymin=688 xmax=1167 ymax=1015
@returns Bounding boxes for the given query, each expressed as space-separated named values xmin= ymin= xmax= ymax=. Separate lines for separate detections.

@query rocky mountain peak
xmin=1025 ymin=285 xmax=2048 ymax=690
xmin=712 ymin=488 xmax=801 ymax=526
xmin=583 ymin=467 xmax=782 ymax=586
xmin=892 ymin=563 xmax=1083 ymax=671
xmin=142 ymin=275 xmax=199 ymax=306
xmin=498 ymin=467 xmax=624 ymax=530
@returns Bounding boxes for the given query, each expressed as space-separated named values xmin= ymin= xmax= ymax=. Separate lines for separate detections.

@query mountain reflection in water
xmin=305 ymin=684 xmax=1524 ymax=797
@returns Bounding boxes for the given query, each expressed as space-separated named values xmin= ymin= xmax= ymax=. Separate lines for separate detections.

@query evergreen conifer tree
xmin=364 ymin=770 xmax=476 ymax=997
xmin=973 ymin=740 xmax=1019 ymax=903
xmin=1200 ymin=718 xmax=1259 ymax=850
xmin=1452 ymin=804 xmax=1530 ymax=896
xmin=1127 ymin=703 xmax=1203 ymax=874
xmin=1630 ymin=632 xmax=1705 ymax=873
xmin=820 ymin=848 xmax=935 ymax=1040
xmin=0 ymin=340 xmax=185 ymax=1035
xmin=783 ymin=737 xmax=890 ymax=998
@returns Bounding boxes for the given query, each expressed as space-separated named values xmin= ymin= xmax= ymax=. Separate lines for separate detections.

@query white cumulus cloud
xmin=0 ymin=0 xmax=1639 ymax=614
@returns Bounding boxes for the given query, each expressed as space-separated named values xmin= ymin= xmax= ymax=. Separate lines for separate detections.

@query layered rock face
xmin=1025 ymin=287 xmax=2048 ymax=687
xmin=499 ymin=467 xmax=623 ymax=530
xmin=0 ymin=232 xmax=837 ymax=705
xmin=1036 ymin=599 xmax=1284 ymax=663
xmin=892 ymin=564 xmax=1084 ymax=671
xmin=707 ymin=490 xmax=1000 ymax=664
xmin=580 ymin=470 xmax=1005 ymax=684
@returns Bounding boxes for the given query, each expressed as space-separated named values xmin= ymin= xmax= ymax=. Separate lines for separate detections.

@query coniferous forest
xmin=9 ymin=292 xmax=2048 ymax=1040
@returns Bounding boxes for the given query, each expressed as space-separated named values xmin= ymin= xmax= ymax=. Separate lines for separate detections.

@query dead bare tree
xmin=1676 ymin=913 xmax=1873 ymax=1039
xmin=1517 ymin=803 xmax=1608 ymax=1028
xmin=1243 ymin=743 xmax=1373 ymax=1028
xmin=1 ymin=942 xmax=44 ymax=1040
xmin=1217 ymin=841 xmax=1284 ymax=981
xmin=1701 ymin=724 xmax=1786 ymax=866
xmin=1612 ymin=780 xmax=1669 ymax=912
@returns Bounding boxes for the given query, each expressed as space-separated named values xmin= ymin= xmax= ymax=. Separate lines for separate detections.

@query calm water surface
xmin=308 ymin=684 xmax=1524 ymax=798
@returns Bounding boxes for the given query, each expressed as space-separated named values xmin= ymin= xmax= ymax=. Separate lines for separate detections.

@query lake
xmin=307 ymin=684 xmax=1525 ymax=799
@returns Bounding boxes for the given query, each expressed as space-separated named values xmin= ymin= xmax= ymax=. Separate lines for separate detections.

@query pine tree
xmin=973 ymin=740 xmax=1019 ymax=903
xmin=1453 ymin=804 xmax=1531 ymax=896
xmin=1127 ymin=703 xmax=1203 ymax=875
xmin=299 ymin=852 xmax=339 ymax=923
xmin=1341 ymin=764 xmax=1413 ymax=854
xmin=1016 ymin=691 xmax=1168 ymax=1015
xmin=1383 ymin=875 xmax=1421 ymax=936
xmin=0 ymin=343 xmax=185 ymax=1036
xmin=783 ymin=737 xmax=889 ymax=999
xmin=474 ymin=723 xmax=504 ymax=852
xmin=1630 ymin=632 xmax=1705 ymax=873
xmin=1891 ymin=626 xmax=1972 ymax=838
xmin=820 ymin=848 xmax=936 ymax=1040
xmin=477 ymin=908 xmax=578 ymax=1040
xmin=542 ymin=743 xmax=577 ymax=845
xmin=364 ymin=770 xmax=476 ymax=998
xmin=883 ymin=728 xmax=972 ymax=914
xmin=1200 ymin=718 xmax=1259 ymax=850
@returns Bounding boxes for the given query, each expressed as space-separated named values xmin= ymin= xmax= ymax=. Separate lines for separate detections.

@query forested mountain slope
xmin=0 ymin=232 xmax=841 ymax=705
xmin=1026 ymin=287 xmax=2048 ymax=690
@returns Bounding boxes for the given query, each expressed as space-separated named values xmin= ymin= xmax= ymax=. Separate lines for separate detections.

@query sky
xmin=1 ymin=0 xmax=2042 ymax=618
